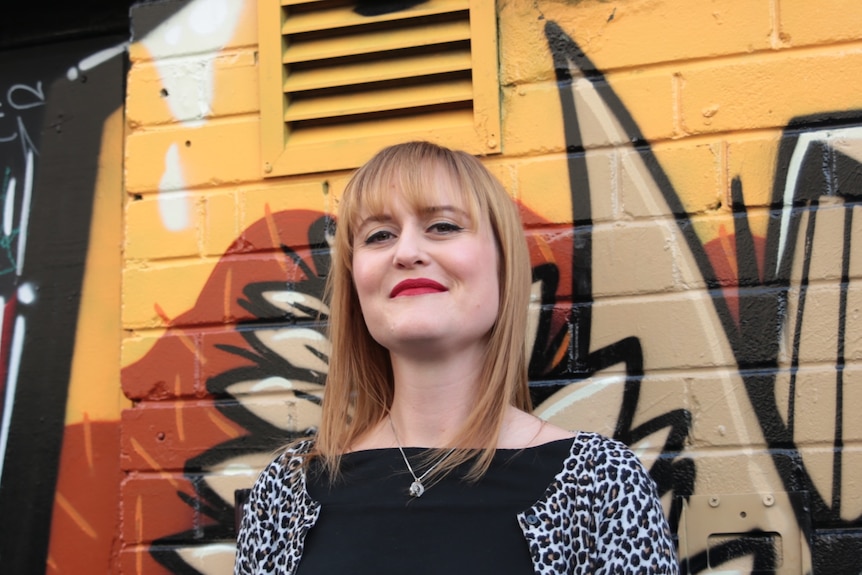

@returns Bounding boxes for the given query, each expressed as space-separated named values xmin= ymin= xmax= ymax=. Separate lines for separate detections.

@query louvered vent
xmin=259 ymin=0 xmax=500 ymax=177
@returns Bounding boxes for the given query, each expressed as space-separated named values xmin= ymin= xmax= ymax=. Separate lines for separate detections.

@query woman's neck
xmin=385 ymin=350 xmax=483 ymax=447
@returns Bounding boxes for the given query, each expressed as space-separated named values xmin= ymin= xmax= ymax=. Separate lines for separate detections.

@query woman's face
xmin=351 ymin=174 xmax=500 ymax=357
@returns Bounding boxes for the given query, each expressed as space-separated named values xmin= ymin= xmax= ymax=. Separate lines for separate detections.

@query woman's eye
xmin=428 ymin=222 xmax=463 ymax=234
xmin=364 ymin=230 xmax=394 ymax=244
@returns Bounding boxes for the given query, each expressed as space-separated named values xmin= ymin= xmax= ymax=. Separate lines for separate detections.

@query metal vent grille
xmin=259 ymin=0 xmax=500 ymax=177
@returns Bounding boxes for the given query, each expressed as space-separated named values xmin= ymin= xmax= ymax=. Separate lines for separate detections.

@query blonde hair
xmin=315 ymin=141 xmax=532 ymax=481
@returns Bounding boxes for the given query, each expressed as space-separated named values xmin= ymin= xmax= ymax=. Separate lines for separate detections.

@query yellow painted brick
xmin=502 ymin=82 xmax=567 ymax=156
xmin=129 ymin=0 xmax=258 ymax=63
xmin=687 ymin=211 xmax=754 ymax=268
xmin=526 ymin=69 xmax=675 ymax=148
xmin=121 ymin=333 xmax=165 ymax=370
xmin=779 ymin=0 xmax=862 ymax=46
xmin=516 ymin=154 xmax=615 ymax=225
xmin=501 ymin=73 xmax=673 ymax=155
xmin=498 ymin=1 xmax=556 ymax=86
xmin=479 ymin=160 xmax=517 ymax=203
xmin=126 ymin=61 xmax=173 ymax=127
xmin=125 ymin=194 xmax=200 ymax=260
xmin=210 ymin=51 xmax=259 ymax=117
xmin=202 ymin=191 xmax=240 ymax=256
xmin=240 ymin=181 xmax=329 ymax=235
xmin=608 ymin=70 xmax=677 ymax=142
xmin=123 ymin=260 xmax=218 ymax=329
xmin=622 ymin=140 xmax=724 ymax=218
xmin=741 ymin=206 xmax=772 ymax=256
xmin=127 ymin=50 xmax=258 ymax=127
xmin=523 ymin=0 xmax=772 ymax=75
xmin=679 ymin=46 xmax=862 ymax=134
xmin=322 ymin=172 xmax=354 ymax=212
xmin=726 ymin=131 xmax=784 ymax=209
xmin=125 ymin=118 xmax=261 ymax=194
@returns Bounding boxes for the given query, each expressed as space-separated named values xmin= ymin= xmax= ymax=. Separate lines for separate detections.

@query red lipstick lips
xmin=390 ymin=278 xmax=447 ymax=298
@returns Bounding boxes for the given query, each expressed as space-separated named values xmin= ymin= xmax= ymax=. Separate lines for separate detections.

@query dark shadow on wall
xmin=0 ymin=35 xmax=125 ymax=574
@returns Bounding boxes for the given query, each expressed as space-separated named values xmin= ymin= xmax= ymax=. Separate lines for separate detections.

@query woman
xmin=234 ymin=141 xmax=678 ymax=574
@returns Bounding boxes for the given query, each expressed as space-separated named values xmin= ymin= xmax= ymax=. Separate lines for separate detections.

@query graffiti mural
xmin=533 ymin=21 xmax=862 ymax=573
xmin=0 ymin=38 xmax=127 ymax=574
xmin=113 ymin=0 xmax=862 ymax=574
xmin=0 ymin=0 xmax=847 ymax=574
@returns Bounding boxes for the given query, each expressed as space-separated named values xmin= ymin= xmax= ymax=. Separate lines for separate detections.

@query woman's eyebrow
xmin=421 ymin=205 xmax=470 ymax=218
xmin=355 ymin=214 xmax=392 ymax=230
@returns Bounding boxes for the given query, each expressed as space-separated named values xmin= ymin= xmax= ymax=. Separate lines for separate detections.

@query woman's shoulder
xmin=558 ymin=430 xmax=657 ymax=492
xmin=565 ymin=430 xmax=644 ymax=463
xmin=254 ymin=438 xmax=316 ymax=484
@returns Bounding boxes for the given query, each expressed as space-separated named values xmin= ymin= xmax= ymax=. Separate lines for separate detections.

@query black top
xmin=296 ymin=438 xmax=575 ymax=575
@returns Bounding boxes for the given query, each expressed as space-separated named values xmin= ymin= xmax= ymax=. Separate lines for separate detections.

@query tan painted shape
xmin=236 ymin=393 xmax=323 ymax=434
xmin=66 ymin=107 xmax=131 ymax=423
xmin=680 ymin=492 xmax=812 ymax=574
xmin=175 ymin=543 xmax=236 ymax=575
xmin=539 ymin=50 xmax=809 ymax=569
xmin=201 ymin=452 xmax=281 ymax=506
xmin=841 ymin=448 xmax=862 ymax=521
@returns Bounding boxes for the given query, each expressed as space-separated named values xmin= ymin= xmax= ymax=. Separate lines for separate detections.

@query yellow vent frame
xmin=258 ymin=0 xmax=501 ymax=177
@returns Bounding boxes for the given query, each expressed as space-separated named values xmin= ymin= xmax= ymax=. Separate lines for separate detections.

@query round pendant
xmin=409 ymin=480 xmax=425 ymax=497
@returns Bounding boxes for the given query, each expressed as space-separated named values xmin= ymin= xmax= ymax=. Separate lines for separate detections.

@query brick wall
xmin=117 ymin=1 xmax=862 ymax=573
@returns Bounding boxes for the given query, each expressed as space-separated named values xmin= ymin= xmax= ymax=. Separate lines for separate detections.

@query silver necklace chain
xmin=388 ymin=414 xmax=456 ymax=497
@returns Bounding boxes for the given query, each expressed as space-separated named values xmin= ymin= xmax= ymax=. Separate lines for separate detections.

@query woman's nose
xmin=392 ymin=227 xmax=426 ymax=268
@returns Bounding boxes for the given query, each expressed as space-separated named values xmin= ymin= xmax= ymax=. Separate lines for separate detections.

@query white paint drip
xmin=164 ymin=23 xmax=183 ymax=46
xmin=158 ymin=144 xmax=191 ymax=231
xmin=189 ymin=0 xmax=229 ymax=35
xmin=272 ymin=292 xmax=307 ymax=304
xmin=187 ymin=543 xmax=237 ymax=559
xmin=251 ymin=376 xmax=294 ymax=392
xmin=16 ymin=149 xmax=33 ymax=276
xmin=142 ymin=0 xmax=244 ymax=125
xmin=0 ymin=315 xmax=26 ymax=483
xmin=78 ymin=42 xmax=129 ymax=72
xmin=17 ymin=283 xmax=34 ymax=305
xmin=222 ymin=463 xmax=257 ymax=476
xmin=68 ymin=42 xmax=129 ymax=81
xmin=271 ymin=329 xmax=326 ymax=342
xmin=3 ymin=175 xmax=15 ymax=237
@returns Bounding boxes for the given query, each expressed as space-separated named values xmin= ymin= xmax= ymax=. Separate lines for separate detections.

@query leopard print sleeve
xmin=590 ymin=435 xmax=678 ymax=574
xmin=234 ymin=441 xmax=320 ymax=575
xmin=518 ymin=432 xmax=678 ymax=574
